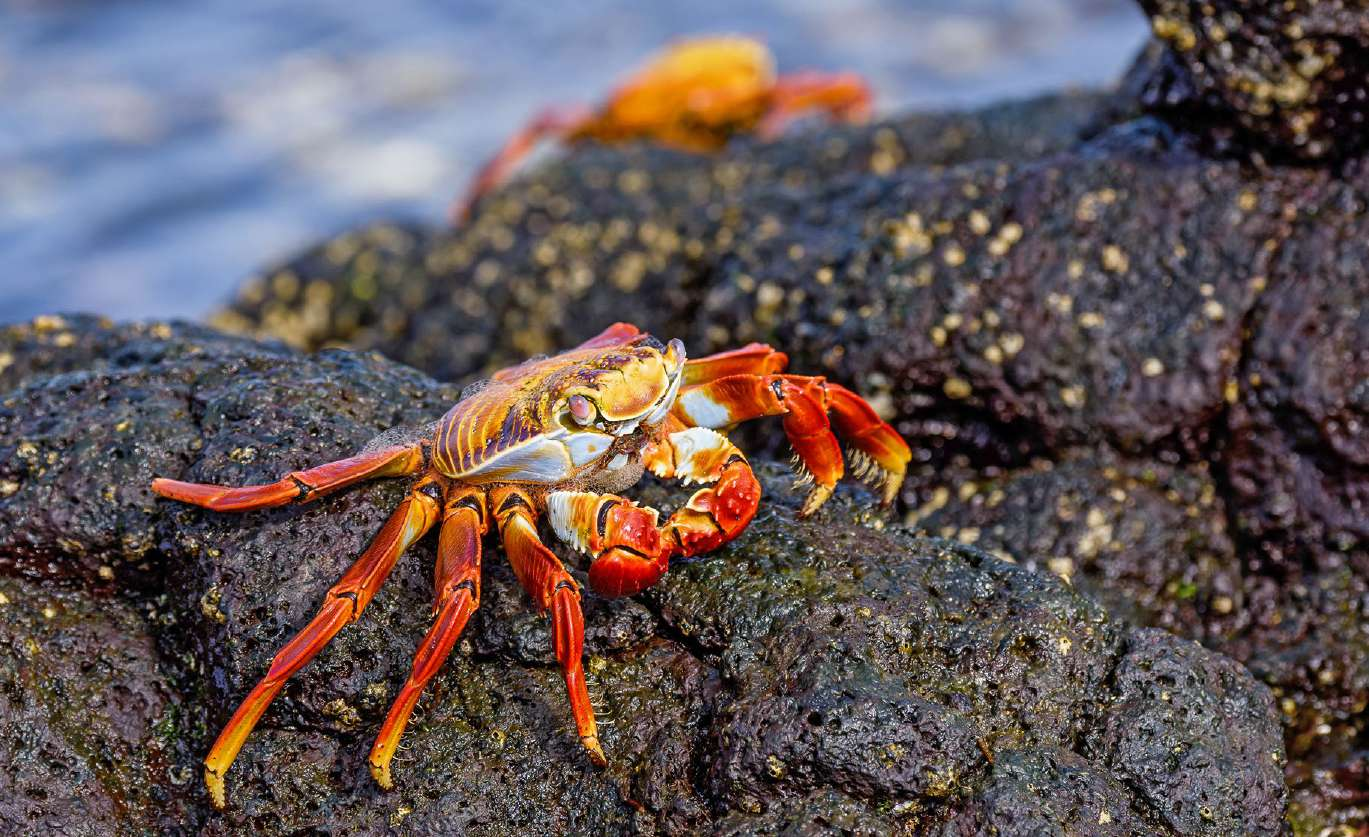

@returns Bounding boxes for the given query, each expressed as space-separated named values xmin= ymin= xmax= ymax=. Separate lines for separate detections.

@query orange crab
xmin=152 ymin=323 xmax=909 ymax=808
xmin=452 ymin=35 xmax=873 ymax=222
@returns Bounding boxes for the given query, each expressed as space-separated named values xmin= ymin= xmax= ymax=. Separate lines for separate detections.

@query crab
xmin=152 ymin=323 xmax=910 ymax=808
xmin=452 ymin=34 xmax=873 ymax=222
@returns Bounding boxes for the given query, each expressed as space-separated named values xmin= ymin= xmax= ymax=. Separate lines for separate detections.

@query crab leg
xmin=680 ymin=347 xmax=842 ymax=503
xmin=548 ymin=427 xmax=761 ymax=598
xmin=682 ymin=342 xmax=789 ymax=384
xmin=674 ymin=374 xmax=840 ymax=513
xmin=491 ymin=486 xmax=605 ymax=766
xmin=450 ymin=104 xmax=594 ymax=224
xmin=202 ymin=475 xmax=442 ymax=809
xmin=757 ymin=70 xmax=872 ymax=139
xmin=151 ymin=442 xmax=427 ymax=512
xmin=673 ymin=368 xmax=909 ymax=512
xmin=369 ymin=486 xmax=487 ymax=790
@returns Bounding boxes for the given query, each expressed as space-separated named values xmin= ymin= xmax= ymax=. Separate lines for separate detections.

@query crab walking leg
xmin=369 ymin=486 xmax=488 ymax=790
xmin=673 ymin=374 xmax=841 ymax=514
xmin=491 ymin=487 xmax=605 ymax=766
xmin=202 ymin=475 xmax=442 ymax=809
xmin=680 ymin=348 xmax=841 ymax=502
xmin=549 ymin=427 xmax=762 ymax=598
xmin=682 ymin=342 xmax=789 ymax=385
xmin=823 ymin=382 xmax=912 ymax=499
xmin=673 ymin=372 xmax=910 ymax=511
xmin=757 ymin=70 xmax=873 ymax=139
xmin=151 ymin=442 xmax=427 ymax=512
xmin=450 ymin=104 xmax=594 ymax=224
xmin=682 ymin=347 xmax=908 ymax=502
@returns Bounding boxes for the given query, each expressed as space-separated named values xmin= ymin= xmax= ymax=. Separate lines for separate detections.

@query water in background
xmin=0 ymin=0 xmax=1148 ymax=322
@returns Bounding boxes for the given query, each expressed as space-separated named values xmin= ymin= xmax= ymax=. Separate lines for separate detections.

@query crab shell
xmin=575 ymin=35 xmax=778 ymax=150
xmin=429 ymin=335 xmax=687 ymax=486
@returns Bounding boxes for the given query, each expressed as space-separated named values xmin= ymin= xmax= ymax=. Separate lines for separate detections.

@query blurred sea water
xmin=0 ymin=0 xmax=1148 ymax=321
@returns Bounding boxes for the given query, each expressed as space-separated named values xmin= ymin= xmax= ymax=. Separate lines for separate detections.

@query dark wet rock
xmin=0 ymin=314 xmax=274 ymax=397
xmin=0 ymin=318 xmax=1287 ymax=833
xmin=1225 ymin=242 xmax=1367 ymax=564
xmin=684 ymin=126 xmax=1271 ymax=466
xmin=1287 ymin=750 xmax=1369 ymax=835
xmin=910 ymin=451 xmax=1241 ymax=643
xmin=0 ymin=316 xmax=298 ymax=587
xmin=211 ymin=89 xmax=1124 ymax=380
xmin=937 ymin=747 xmax=1156 ymax=836
xmin=712 ymin=788 xmax=899 ymax=837
xmin=1093 ymin=628 xmax=1288 ymax=835
xmin=0 ymin=576 xmax=197 ymax=834
xmin=1132 ymin=0 xmax=1369 ymax=161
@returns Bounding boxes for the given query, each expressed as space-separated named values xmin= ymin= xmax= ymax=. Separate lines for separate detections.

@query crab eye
xmin=567 ymin=395 xmax=594 ymax=425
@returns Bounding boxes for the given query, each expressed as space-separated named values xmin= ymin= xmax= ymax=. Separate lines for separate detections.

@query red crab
xmin=152 ymin=323 xmax=909 ymax=808
xmin=452 ymin=35 xmax=873 ymax=222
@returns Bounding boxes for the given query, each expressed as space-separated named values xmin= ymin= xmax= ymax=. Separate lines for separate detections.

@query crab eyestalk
xmin=664 ymin=338 xmax=686 ymax=374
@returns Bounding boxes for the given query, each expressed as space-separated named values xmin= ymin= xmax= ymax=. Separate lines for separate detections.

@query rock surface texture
xmin=212 ymin=6 xmax=1369 ymax=831
xmin=0 ymin=316 xmax=1287 ymax=834
xmin=1131 ymin=0 xmax=1369 ymax=161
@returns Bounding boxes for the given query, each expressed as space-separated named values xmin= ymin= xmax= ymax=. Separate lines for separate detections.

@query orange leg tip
xmin=369 ymin=756 xmax=396 ymax=791
xmin=582 ymin=735 xmax=607 ymax=767
xmin=150 ymin=475 xmax=299 ymax=511
xmin=369 ymin=684 xmax=428 ymax=792
xmin=881 ymin=473 xmax=905 ymax=505
xmin=150 ymin=477 xmax=212 ymax=503
xmin=205 ymin=765 xmax=227 ymax=810
xmin=799 ymin=483 xmax=835 ymax=518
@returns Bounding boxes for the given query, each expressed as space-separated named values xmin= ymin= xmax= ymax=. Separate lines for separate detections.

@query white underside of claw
xmin=565 ymin=430 xmax=615 ymax=466
xmin=546 ymin=490 xmax=593 ymax=553
xmin=668 ymin=427 xmax=734 ymax=485
xmin=455 ymin=426 xmax=616 ymax=484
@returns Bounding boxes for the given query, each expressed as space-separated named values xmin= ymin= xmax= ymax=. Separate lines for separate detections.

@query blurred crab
xmin=152 ymin=323 xmax=909 ymax=808
xmin=452 ymin=35 xmax=873 ymax=222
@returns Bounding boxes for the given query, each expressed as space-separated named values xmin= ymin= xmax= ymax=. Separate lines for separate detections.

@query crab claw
xmin=588 ymin=546 xmax=668 ymax=598
xmin=548 ymin=492 xmax=669 ymax=597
